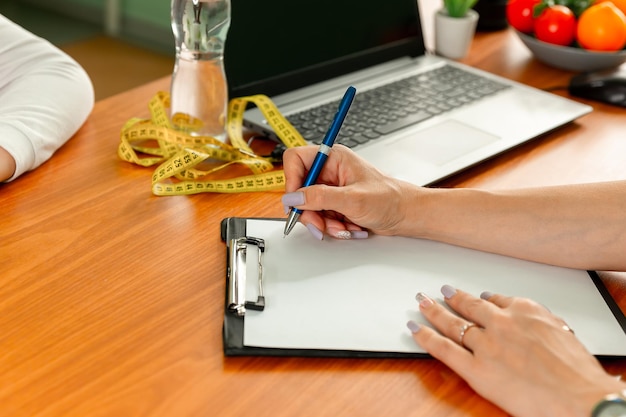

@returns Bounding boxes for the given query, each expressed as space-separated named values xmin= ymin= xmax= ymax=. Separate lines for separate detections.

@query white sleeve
xmin=0 ymin=14 xmax=95 ymax=181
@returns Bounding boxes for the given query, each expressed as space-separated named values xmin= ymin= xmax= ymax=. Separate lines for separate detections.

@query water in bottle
xmin=170 ymin=0 xmax=231 ymax=141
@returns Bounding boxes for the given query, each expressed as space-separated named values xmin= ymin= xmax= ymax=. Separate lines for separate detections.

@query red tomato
xmin=534 ymin=5 xmax=577 ymax=46
xmin=506 ymin=0 xmax=541 ymax=33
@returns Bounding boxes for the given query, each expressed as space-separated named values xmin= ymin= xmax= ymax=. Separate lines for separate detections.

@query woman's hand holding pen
xmin=281 ymin=144 xmax=416 ymax=239
xmin=282 ymin=144 xmax=626 ymax=271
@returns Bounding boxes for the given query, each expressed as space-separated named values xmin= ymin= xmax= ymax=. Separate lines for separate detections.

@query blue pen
xmin=283 ymin=85 xmax=356 ymax=237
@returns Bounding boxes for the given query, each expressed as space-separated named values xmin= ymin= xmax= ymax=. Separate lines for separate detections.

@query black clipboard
xmin=221 ymin=217 xmax=626 ymax=358
xmin=221 ymin=217 xmax=427 ymax=358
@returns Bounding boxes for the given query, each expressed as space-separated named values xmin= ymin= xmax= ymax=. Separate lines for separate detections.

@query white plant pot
xmin=434 ymin=8 xmax=479 ymax=60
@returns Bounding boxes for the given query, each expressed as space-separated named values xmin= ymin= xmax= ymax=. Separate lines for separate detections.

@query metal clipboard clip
xmin=227 ymin=236 xmax=265 ymax=317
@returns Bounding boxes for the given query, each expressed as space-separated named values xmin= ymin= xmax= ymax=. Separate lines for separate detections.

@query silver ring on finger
xmin=459 ymin=322 xmax=478 ymax=348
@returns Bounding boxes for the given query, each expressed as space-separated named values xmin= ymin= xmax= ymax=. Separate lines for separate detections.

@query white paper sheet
xmin=241 ymin=219 xmax=626 ymax=355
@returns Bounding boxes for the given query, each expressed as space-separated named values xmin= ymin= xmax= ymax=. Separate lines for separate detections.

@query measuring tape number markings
xmin=118 ymin=91 xmax=307 ymax=195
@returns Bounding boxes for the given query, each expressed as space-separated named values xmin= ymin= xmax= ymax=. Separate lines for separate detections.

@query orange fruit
xmin=595 ymin=0 xmax=626 ymax=16
xmin=576 ymin=2 xmax=626 ymax=51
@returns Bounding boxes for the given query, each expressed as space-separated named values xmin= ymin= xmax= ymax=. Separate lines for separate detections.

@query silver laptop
xmin=224 ymin=0 xmax=591 ymax=186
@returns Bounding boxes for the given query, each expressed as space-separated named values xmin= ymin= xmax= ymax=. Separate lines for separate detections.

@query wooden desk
xmin=2 ymin=29 xmax=625 ymax=417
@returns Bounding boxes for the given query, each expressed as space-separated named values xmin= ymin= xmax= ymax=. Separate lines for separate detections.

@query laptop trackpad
xmin=387 ymin=120 xmax=501 ymax=166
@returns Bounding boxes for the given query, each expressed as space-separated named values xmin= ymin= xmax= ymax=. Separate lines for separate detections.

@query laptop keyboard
xmin=286 ymin=65 xmax=511 ymax=148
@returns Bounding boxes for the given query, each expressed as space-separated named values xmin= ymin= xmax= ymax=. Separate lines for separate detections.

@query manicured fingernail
xmin=406 ymin=320 xmax=421 ymax=334
xmin=282 ymin=192 xmax=305 ymax=207
xmin=441 ymin=284 xmax=457 ymax=299
xmin=328 ymin=228 xmax=369 ymax=240
xmin=328 ymin=227 xmax=351 ymax=239
xmin=480 ymin=291 xmax=494 ymax=300
xmin=350 ymin=230 xmax=369 ymax=239
xmin=415 ymin=292 xmax=434 ymax=308
xmin=335 ymin=230 xmax=352 ymax=239
xmin=305 ymin=223 xmax=324 ymax=240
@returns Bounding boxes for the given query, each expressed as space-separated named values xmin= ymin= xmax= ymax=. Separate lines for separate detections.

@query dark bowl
xmin=514 ymin=29 xmax=626 ymax=72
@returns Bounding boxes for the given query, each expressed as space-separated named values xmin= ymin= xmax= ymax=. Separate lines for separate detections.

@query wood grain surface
xmin=2 ymin=28 xmax=625 ymax=417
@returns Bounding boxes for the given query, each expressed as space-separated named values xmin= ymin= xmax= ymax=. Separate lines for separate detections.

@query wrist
xmin=393 ymin=180 xmax=428 ymax=237
xmin=0 ymin=146 xmax=17 ymax=182
xmin=591 ymin=388 xmax=626 ymax=417
xmin=404 ymin=186 xmax=461 ymax=240
xmin=569 ymin=378 xmax=626 ymax=417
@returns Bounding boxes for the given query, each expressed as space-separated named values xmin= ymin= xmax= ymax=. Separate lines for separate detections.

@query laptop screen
xmin=225 ymin=0 xmax=425 ymax=98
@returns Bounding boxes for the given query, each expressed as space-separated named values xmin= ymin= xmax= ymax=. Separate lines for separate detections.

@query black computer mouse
xmin=568 ymin=66 xmax=626 ymax=107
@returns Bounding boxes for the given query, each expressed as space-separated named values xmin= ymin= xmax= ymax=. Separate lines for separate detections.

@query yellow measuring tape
xmin=117 ymin=91 xmax=307 ymax=195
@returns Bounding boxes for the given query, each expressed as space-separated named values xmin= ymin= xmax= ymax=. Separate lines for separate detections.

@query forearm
xmin=401 ymin=181 xmax=626 ymax=271
xmin=0 ymin=15 xmax=94 ymax=181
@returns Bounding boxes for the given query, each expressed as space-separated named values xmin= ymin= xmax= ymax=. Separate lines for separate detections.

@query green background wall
xmin=20 ymin=0 xmax=174 ymax=53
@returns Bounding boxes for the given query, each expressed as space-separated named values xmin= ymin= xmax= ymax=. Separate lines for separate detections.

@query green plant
xmin=443 ymin=0 xmax=479 ymax=17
